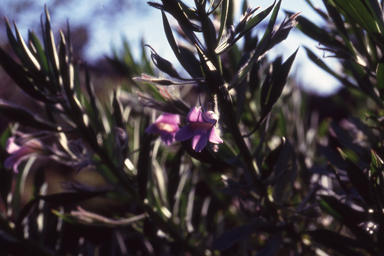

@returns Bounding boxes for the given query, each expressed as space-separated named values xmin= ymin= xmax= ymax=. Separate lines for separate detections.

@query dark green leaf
xmin=309 ymin=229 xmax=372 ymax=255
xmin=216 ymin=0 xmax=229 ymax=47
xmin=44 ymin=6 xmax=61 ymax=92
xmin=319 ymin=195 xmax=369 ymax=236
xmin=256 ymin=235 xmax=282 ymax=256
xmin=84 ymin=63 xmax=99 ymax=120
xmin=330 ymin=121 xmax=369 ymax=160
xmin=137 ymin=127 xmax=153 ymax=201
xmin=4 ymin=17 xmax=23 ymax=61
xmin=0 ymin=46 xmax=53 ymax=103
xmin=261 ymin=137 xmax=285 ymax=180
xmin=213 ymin=221 xmax=275 ymax=251
xmin=228 ymin=0 xmax=281 ymax=90
xmin=161 ymin=11 xmax=201 ymax=79
xmin=347 ymin=61 xmax=384 ymax=107
xmin=333 ymin=0 xmax=381 ymax=34
xmin=36 ymin=190 xmax=110 ymax=205
xmin=377 ymin=57 xmax=384 ymax=98
xmin=0 ymin=100 xmax=61 ymax=131
xmin=261 ymin=48 xmax=298 ymax=116
xmin=293 ymin=14 xmax=350 ymax=52
xmin=303 ymin=47 xmax=357 ymax=89
xmin=14 ymin=23 xmax=41 ymax=74
xmin=167 ymin=147 xmax=184 ymax=208
xmin=216 ymin=1 xmax=275 ymax=55
xmin=309 ymin=229 xmax=372 ymax=248
xmin=15 ymin=198 xmax=39 ymax=233
xmin=29 ymin=30 xmax=49 ymax=73
xmin=59 ymin=31 xmax=75 ymax=105
xmin=344 ymin=157 xmax=374 ymax=206
xmin=179 ymin=46 xmax=203 ymax=78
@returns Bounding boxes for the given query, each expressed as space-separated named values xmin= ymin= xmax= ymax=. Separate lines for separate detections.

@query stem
xmin=194 ymin=0 xmax=278 ymax=220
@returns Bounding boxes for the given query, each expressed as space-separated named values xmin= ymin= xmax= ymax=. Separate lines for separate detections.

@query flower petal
xmin=186 ymin=107 xmax=204 ymax=123
xmin=202 ymin=110 xmax=218 ymax=124
xmin=175 ymin=124 xmax=194 ymax=141
xmin=160 ymin=131 xmax=176 ymax=146
xmin=209 ymin=127 xmax=223 ymax=144
xmin=145 ymin=123 xmax=160 ymax=134
xmin=6 ymin=137 xmax=21 ymax=154
xmin=156 ymin=112 xmax=180 ymax=125
xmin=192 ymin=130 xmax=210 ymax=152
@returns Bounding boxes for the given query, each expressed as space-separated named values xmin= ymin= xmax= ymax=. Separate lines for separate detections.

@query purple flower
xmin=175 ymin=107 xmax=223 ymax=152
xmin=145 ymin=113 xmax=180 ymax=145
xmin=5 ymin=137 xmax=46 ymax=173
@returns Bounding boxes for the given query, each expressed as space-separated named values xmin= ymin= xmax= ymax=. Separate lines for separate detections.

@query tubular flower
xmin=5 ymin=137 xmax=46 ymax=173
xmin=175 ymin=107 xmax=223 ymax=152
xmin=145 ymin=112 xmax=180 ymax=145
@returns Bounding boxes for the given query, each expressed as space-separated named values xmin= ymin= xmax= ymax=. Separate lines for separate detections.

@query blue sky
xmin=1 ymin=0 xmax=341 ymax=95
xmin=109 ymin=0 xmax=341 ymax=95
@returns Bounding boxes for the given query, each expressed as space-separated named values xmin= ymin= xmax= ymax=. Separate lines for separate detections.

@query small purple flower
xmin=5 ymin=137 xmax=46 ymax=173
xmin=175 ymin=107 xmax=223 ymax=152
xmin=145 ymin=113 xmax=180 ymax=145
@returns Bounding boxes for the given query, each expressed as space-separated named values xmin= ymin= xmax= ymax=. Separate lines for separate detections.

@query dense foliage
xmin=1 ymin=0 xmax=384 ymax=255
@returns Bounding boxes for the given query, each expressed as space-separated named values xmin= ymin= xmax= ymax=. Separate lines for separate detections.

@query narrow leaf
xmin=228 ymin=0 xmax=281 ymax=89
xmin=332 ymin=0 xmax=380 ymax=34
xmin=14 ymin=22 xmax=41 ymax=74
xmin=0 ymin=47 xmax=53 ymax=103
xmin=216 ymin=0 xmax=229 ymax=47
xmin=261 ymin=49 xmax=298 ymax=116
xmin=29 ymin=30 xmax=49 ymax=73
xmin=0 ymin=100 xmax=62 ymax=131
xmin=36 ymin=190 xmax=110 ymax=205
xmin=44 ymin=6 xmax=61 ymax=91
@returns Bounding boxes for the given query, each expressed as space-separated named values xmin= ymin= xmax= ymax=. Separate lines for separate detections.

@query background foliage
xmin=0 ymin=0 xmax=384 ymax=255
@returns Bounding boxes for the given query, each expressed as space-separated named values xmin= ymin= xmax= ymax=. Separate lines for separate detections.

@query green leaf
xmin=319 ymin=195 xmax=370 ymax=240
xmin=348 ymin=61 xmax=384 ymax=107
xmin=213 ymin=221 xmax=277 ymax=251
xmin=13 ymin=23 xmax=41 ymax=74
xmin=137 ymin=126 xmax=153 ymax=201
xmin=323 ymin=0 xmax=355 ymax=55
xmin=214 ymin=222 xmax=284 ymax=251
xmin=261 ymin=48 xmax=298 ymax=117
xmin=255 ymin=235 xmax=282 ymax=256
xmin=161 ymin=11 xmax=201 ymax=78
xmin=0 ymin=100 xmax=61 ymax=131
xmin=44 ymin=6 xmax=61 ymax=92
xmin=29 ymin=30 xmax=49 ymax=73
xmin=293 ymin=13 xmax=350 ymax=52
xmin=303 ymin=47 xmax=357 ymax=90
xmin=344 ymin=157 xmax=374 ymax=206
xmin=59 ymin=31 xmax=75 ymax=104
xmin=84 ymin=63 xmax=99 ymax=121
xmin=228 ymin=0 xmax=281 ymax=90
xmin=363 ymin=0 xmax=384 ymax=35
xmin=332 ymin=0 xmax=381 ymax=34
xmin=216 ymin=1 xmax=275 ymax=55
xmin=167 ymin=148 xmax=184 ymax=208
xmin=0 ymin=46 xmax=53 ymax=103
xmin=216 ymin=0 xmax=229 ymax=48
xmin=36 ymin=189 xmax=111 ymax=205
xmin=261 ymin=137 xmax=285 ymax=180
xmin=377 ymin=57 xmax=384 ymax=98
xmin=308 ymin=229 xmax=372 ymax=255
xmin=4 ymin=17 xmax=23 ymax=61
